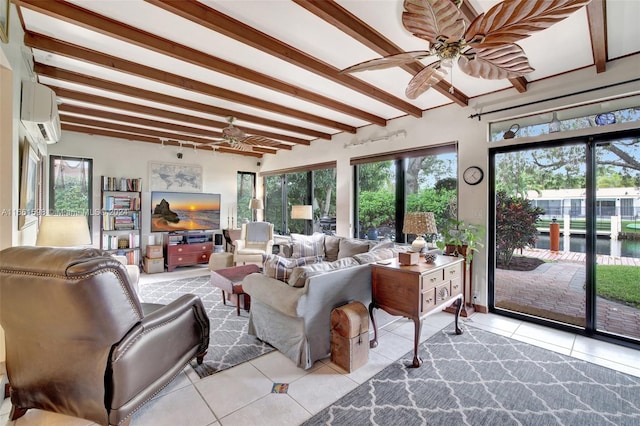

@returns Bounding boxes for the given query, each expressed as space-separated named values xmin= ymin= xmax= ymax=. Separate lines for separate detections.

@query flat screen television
xmin=150 ymin=191 xmax=220 ymax=233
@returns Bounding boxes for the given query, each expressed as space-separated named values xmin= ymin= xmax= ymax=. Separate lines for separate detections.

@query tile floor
xmin=2 ymin=265 xmax=639 ymax=426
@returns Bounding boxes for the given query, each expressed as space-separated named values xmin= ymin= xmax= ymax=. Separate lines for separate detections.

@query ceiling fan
xmin=207 ymin=117 xmax=280 ymax=151
xmin=341 ymin=0 xmax=591 ymax=99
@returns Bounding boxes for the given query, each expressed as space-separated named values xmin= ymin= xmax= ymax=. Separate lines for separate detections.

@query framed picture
xmin=0 ymin=0 xmax=9 ymax=44
xmin=19 ymin=140 xmax=40 ymax=230
xmin=148 ymin=161 xmax=202 ymax=192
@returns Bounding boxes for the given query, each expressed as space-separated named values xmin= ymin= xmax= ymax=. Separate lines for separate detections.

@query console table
xmin=165 ymin=233 xmax=213 ymax=272
xmin=369 ymin=256 xmax=464 ymax=368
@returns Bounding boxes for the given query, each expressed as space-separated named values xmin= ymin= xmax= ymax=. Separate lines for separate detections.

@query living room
xmin=2 ymin=0 xmax=640 ymax=425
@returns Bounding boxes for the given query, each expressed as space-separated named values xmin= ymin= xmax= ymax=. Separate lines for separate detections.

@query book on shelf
xmin=103 ymin=212 xmax=139 ymax=231
xmin=102 ymin=176 xmax=143 ymax=192
xmin=104 ymin=196 xmax=140 ymax=211
xmin=101 ymin=232 xmax=140 ymax=250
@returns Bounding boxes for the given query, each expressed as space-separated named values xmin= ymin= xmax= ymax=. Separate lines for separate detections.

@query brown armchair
xmin=0 ymin=246 xmax=210 ymax=426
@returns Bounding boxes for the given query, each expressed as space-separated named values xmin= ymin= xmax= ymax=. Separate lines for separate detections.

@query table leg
xmin=454 ymin=296 xmax=464 ymax=335
xmin=410 ymin=317 xmax=423 ymax=368
xmin=368 ymin=302 xmax=379 ymax=348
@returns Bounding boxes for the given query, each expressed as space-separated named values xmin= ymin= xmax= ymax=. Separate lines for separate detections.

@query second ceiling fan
xmin=207 ymin=117 xmax=281 ymax=151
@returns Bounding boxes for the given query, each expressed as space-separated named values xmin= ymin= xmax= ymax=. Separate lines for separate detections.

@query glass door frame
xmin=488 ymin=128 xmax=640 ymax=349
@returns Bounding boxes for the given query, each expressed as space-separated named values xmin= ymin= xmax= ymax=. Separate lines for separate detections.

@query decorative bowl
xmin=424 ymin=252 xmax=437 ymax=263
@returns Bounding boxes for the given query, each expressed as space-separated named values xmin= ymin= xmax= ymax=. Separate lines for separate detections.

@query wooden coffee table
xmin=210 ymin=264 xmax=260 ymax=316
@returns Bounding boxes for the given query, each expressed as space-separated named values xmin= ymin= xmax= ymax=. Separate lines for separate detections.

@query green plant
xmin=496 ymin=190 xmax=544 ymax=266
xmin=436 ymin=218 xmax=485 ymax=264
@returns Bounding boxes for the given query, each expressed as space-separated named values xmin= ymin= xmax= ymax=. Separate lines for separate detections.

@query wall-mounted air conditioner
xmin=20 ymin=81 xmax=62 ymax=145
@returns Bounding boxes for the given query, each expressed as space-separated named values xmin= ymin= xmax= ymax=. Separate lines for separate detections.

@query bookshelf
xmin=100 ymin=176 xmax=142 ymax=266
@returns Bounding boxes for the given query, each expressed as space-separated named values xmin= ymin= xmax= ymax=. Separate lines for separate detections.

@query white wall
xmin=0 ymin=1 xmax=34 ymax=363
xmin=47 ymin=132 xmax=260 ymax=253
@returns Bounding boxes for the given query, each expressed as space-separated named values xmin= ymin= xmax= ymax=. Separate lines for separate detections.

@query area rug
xmin=304 ymin=325 xmax=640 ymax=425
xmin=138 ymin=274 xmax=274 ymax=378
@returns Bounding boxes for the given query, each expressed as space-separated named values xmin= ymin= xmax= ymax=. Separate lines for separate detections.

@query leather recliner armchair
xmin=0 ymin=246 xmax=210 ymax=426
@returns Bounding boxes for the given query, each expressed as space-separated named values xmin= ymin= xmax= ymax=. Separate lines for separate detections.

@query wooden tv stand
xmin=164 ymin=232 xmax=213 ymax=272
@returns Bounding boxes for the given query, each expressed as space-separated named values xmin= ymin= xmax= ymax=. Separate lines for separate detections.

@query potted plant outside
xmin=436 ymin=218 xmax=485 ymax=264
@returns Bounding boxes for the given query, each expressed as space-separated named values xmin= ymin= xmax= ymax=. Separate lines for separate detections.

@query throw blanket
xmin=247 ymin=222 xmax=271 ymax=242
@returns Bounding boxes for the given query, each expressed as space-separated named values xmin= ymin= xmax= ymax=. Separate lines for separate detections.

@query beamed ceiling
xmin=12 ymin=0 xmax=640 ymax=158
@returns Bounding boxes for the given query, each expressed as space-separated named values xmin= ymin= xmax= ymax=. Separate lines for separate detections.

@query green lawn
xmin=597 ymin=265 xmax=640 ymax=308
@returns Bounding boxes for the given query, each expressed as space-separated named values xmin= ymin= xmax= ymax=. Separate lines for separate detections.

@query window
xmin=49 ymin=155 xmax=92 ymax=230
xmin=353 ymin=145 xmax=457 ymax=242
xmin=237 ymin=172 xmax=256 ymax=223
xmin=489 ymin=95 xmax=640 ymax=142
xmin=263 ymin=163 xmax=336 ymax=235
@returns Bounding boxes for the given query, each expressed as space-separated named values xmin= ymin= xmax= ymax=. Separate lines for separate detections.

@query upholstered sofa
xmin=242 ymin=234 xmax=406 ymax=369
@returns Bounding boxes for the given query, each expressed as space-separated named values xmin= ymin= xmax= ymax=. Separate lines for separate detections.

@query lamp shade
xmin=291 ymin=205 xmax=313 ymax=220
xmin=403 ymin=212 xmax=435 ymax=235
xmin=36 ymin=216 xmax=91 ymax=247
xmin=249 ymin=198 xmax=264 ymax=210
xmin=403 ymin=212 xmax=438 ymax=251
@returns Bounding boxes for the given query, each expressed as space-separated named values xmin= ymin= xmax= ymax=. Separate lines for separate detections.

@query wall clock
xmin=463 ymin=166 xmax=484 ymax=185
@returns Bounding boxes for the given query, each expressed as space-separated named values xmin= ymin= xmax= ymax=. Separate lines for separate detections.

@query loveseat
xmin=242 ymin=233 xmax=407 ymax=369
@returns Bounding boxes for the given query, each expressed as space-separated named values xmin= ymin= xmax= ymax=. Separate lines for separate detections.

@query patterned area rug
xmin=304 ymin=326 xmax=640 ymax=425
xmin=138 ymin=274 xmax=274 ymax=378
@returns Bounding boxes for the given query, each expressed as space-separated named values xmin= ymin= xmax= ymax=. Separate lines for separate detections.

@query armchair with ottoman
xmin=0 ymin=246 xmax=210 ymax=426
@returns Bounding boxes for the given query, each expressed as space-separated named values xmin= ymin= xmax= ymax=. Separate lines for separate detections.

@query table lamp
xmin=403 ymin=212 xmax=437 ymax=252
xmin=291 ymin=205 xmax=313 ymax=235
xmin=249 ymin=198 xmax=263 ymax=221
xmin=35 ymin=215 xmax=91 ymax=247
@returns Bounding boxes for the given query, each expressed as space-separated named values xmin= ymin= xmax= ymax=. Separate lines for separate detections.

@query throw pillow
xmin=262 ymin=254 xmax=321 ymax=282
xmin=353 ymin=248 xmax=395 ymax=264
xmin=370 ymin=239 xmax=395 ymax=251
xmin=290 ymin=233 xmax=326 ymax=259
xmin=337 ymin=238 xmax=370 ymax=259
xmin=324 ymin=235 xmax=342 ymax=262
xmin=288 ymin=257 xmax=359 ymax=288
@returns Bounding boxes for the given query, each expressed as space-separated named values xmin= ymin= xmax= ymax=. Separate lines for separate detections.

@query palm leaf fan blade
xmin=403 ymin=0 xmax=465 ymax=43
xmin=405 ymin=62 xmax=447 ymax=99
xmin=465 ymin=0 xmax=592 ymax=49
xmin=242 ymin=135 xmax=280 ymax=147
xmin=341 ymin=51 xmax=431 ymax=73
xmin=459 ymin=44 xmax=534 ymax=80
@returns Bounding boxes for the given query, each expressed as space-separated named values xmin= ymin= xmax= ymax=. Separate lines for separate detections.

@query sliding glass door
xmin=594 ymin=139 xmax=640 ymax=340
xmin=490 ymin=133 xmax=640 ymax=344
xmin=493 ymin=143 xmax=588 ymax=328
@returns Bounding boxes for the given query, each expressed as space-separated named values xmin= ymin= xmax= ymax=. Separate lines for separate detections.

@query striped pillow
xmin=262 ymin=254 xmax=321 ymax=283
xmin=290 ymin=233 xmax=326 ymax=259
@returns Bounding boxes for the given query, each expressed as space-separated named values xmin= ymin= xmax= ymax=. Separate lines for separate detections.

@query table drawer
xmin=169 ymin=243 xmax=212 ymax=254
xmin=451 ymin=277 xmax=462 ymax=296
xmin=421 ymin=269 xmax=443 ymax=291
xmin=444 ymin=262 xmax=462 ymax=280
xmin=435 ymin=282 xmax=451 ymax=306
xmin=168 ymin=252 xmax=210 ymax=266
xmin=421 ymin=289 xmax=436 ymax=314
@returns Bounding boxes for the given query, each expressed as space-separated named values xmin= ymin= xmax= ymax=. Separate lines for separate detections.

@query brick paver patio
xmin=495 ymin=248 xmax=640 ymax=339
